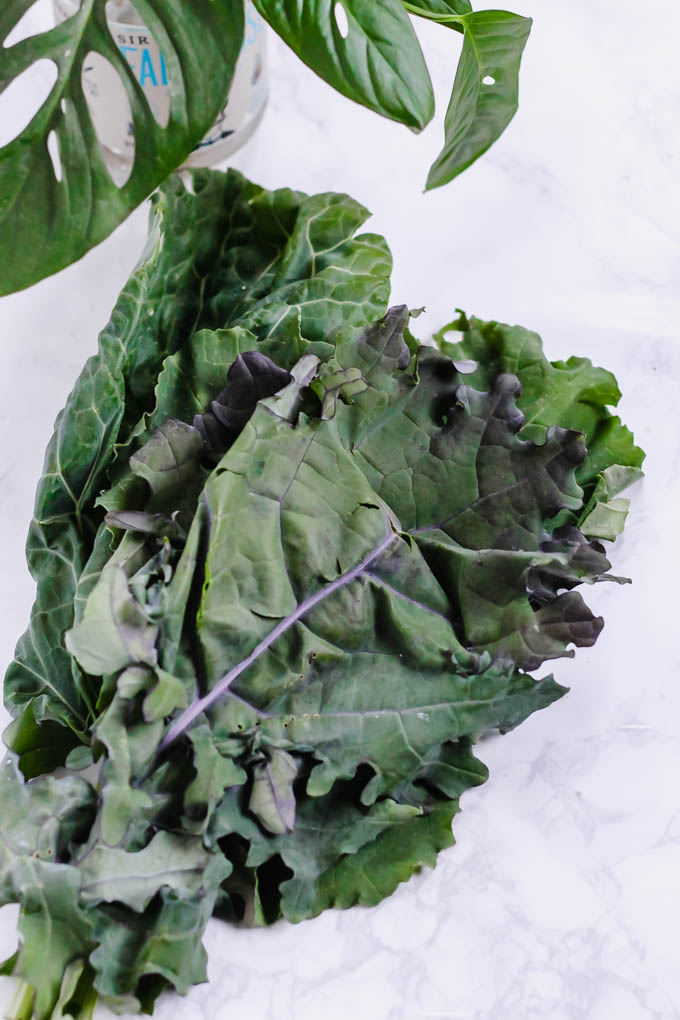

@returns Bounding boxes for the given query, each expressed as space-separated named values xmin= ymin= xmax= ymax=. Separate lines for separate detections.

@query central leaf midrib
xmin=157 ymin=520 xmax=398 ymax=752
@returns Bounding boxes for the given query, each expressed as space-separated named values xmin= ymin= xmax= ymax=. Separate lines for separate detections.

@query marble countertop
xmin=0 ymin=1 xmax=679 ymax=1018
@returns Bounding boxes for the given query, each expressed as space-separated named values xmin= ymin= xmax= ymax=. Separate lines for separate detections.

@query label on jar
xmin=55 ymin=1 xmax=267 ymax=161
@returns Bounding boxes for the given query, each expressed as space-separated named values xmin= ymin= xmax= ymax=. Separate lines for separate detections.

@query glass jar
xmin=52 ymin=0 xmax=268 ymax=168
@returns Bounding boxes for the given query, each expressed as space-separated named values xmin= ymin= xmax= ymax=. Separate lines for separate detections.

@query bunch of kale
xmin=0 ymin=171 xmax=643 ymax=1019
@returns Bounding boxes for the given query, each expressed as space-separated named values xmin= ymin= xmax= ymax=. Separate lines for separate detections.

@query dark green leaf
xmin=4 ymin=519 xmax=91 ymax=739
xmin=0 ymin=758 xmax=95 ymax=894
xmin=415 ymin=738 xmax=489 ymax=799
xmin=5 ymin=171 xmax=390 ymax=744
xmin=90 ymin=887 xmax=219 ymax=1002
xmin=147 ymin=327 xmax=260 ymax=436
xmin=406 ymin=0 xmax=471 ymax=13
xmin=79 ymin=831 xmax=230 ymax=913
xmin=182 ymin=724 xmax=246 ymax=837
xmin=255 ymin=0 xmax=434 ymax=129
xmin=2 ymin=704 xmax=81 ymax=780
xmin=155 ymin=352 xmax=584 ymax=799
xmin=308 ymin=795 xmax=458 ymax=915
xmin=435 ymin=312 xmax=645 ymax=511
xmin=90 ymin=674 xmax=161 ymax=846
xmin=247 ymin=789 xmax=421 ymax=922
xmin=16 ymin=863 xmax=94 ymax=1020
xmin=65 ymin=566 xmax=158 ymax=678
xmin=127 ymin=422 xmax=206 ymax=516
xmin=0 ymin=0 xmax=245 ymax=293
xmin=217 ymin=744 xmax=486 ymax=923
xmin=424 ymin=10 xmax=532 ymax=189
xmin=0 ymin=760 xmax=96 ymax=1017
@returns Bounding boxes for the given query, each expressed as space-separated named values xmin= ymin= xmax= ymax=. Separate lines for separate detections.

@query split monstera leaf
xmin=1 ymin=0 xmax=531 ymax=293
xmin=0 ymin=170 xmax=643 ymax=1018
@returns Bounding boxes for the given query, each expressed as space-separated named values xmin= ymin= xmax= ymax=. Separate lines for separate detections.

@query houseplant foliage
xmin=0 ymin=0 xmax=532 ymax=294
xmin=0 ymin=169 xmax=644 ymax=1019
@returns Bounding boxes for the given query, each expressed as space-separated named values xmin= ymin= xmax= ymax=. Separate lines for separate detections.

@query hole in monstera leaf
xmin=3 ymin=1 xmax=53 ymax=47
xmin=0 ymin=58 xmax=58 ymax=148
xmin=81 ymin=50 xmax=135 ymax=186
xmin=334 ymin=2 xmax=350 ymax=38
xmin=47 ymin=130 xmax=63 ymax=181
xmin=482 ymin=75 xmax=496 ymax=86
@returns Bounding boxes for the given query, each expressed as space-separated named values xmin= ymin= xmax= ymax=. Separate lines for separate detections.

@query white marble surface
xmin=1 ymin=1 xmax=679 ymax=1018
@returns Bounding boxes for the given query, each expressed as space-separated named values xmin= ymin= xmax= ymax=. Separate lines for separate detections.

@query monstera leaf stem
xmin=158 ymin=516 xmax=398 ymax=752
xmin=402 ymin=3 xmax=464 ymax=26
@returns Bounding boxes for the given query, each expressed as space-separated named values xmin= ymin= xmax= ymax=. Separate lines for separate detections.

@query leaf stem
xmin=402 ymin=3 xmax=464 ymax=29
xmin=4 ymin=980 xmax=34 ymax=1020
xmin=157 ymin=523 xmax=399 ymax=753
xmin=74 ymin=985 xmax=98 ymax=1020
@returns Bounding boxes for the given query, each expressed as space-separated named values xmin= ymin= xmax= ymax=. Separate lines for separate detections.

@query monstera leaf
xmin=253 ymin=0 xmax=434 ymax=129
xmin=420 ymin=8 xmax=532 ymax=188
xmin=0 ymin=0 xmax=244 ymax=294
xmin=1 ymin=0 xmax=533 ymax=292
